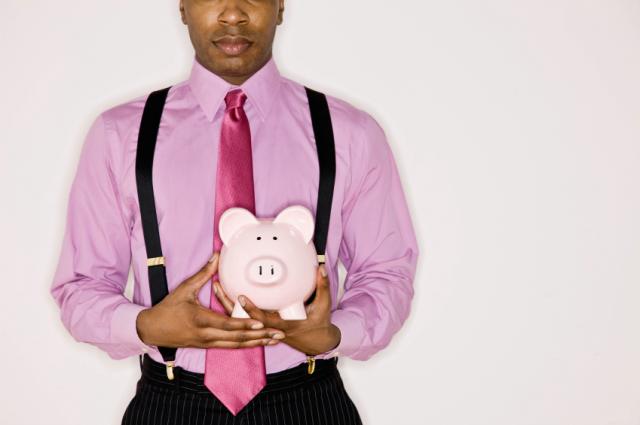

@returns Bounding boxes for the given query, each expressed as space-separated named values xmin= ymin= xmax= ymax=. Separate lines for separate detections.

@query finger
xmin=236 ymin=295 xmax=288 ymax=330
xmin=184 ymin=252 xmax=220 ymax=294
xmin=262 ymin=305 xmax=292 ymax=330
xmin=316 ymin=264 xmax=330 ymax=297
xmin=195 ymin=307 xmax=264 ymax=330
xmin=200 ymin=327 xmax=285 ymax=343
xmin=213 ymin=281 xmax=234 ymax=315
xmin=309 ymin=265 xmax=330 ymax=309
xmin=237 ymin=294 xmax=267 ymax=323
xmin=205 ymin=338 xmax=282 ymax=349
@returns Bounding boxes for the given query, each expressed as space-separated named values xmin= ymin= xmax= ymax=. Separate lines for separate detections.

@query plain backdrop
xmin=2 ymin=0 xmax=640 ymax=424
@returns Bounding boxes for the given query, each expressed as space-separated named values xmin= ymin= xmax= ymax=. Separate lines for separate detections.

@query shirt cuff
xmin=316 ymin=308 xmax=366 ymax=359
xmin=110 ymin=302 xmax=157 ymax=356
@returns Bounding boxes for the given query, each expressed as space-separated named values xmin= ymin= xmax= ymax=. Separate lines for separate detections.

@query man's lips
xmin=213 ymin=36 xmax=253 ymax=56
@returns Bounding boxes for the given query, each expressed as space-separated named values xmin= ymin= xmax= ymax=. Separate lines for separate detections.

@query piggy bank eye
xmin=257 ymin=236 xmax=261 ymax=240
xmin=273 ymin=236 xmax=278 ymax=240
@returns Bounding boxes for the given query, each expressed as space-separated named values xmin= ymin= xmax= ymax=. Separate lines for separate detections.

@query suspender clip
xmin=166 ymin=361 xmax=175 ymax=380
xmin=306 ymin=356 xmax=316 ymax=374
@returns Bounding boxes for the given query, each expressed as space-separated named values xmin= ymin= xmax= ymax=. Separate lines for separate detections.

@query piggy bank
xmin=217 ymin=205 xmax=318 ymax=320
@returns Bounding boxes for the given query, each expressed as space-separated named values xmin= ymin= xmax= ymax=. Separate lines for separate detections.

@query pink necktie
xmin=204 ymin=88 xmax=266 ymax=416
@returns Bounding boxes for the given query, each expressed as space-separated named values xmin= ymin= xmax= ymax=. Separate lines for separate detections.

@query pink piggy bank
xmin=217 ymin=205 xmax=318 ymax=320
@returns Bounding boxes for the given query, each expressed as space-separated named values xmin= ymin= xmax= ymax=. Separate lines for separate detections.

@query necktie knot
xmin=225 ymin=88 xmax=247 ymax=111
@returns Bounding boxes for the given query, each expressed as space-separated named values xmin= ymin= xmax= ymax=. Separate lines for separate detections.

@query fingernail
xmin=320 ymin=265 xmax=327 ymax=277
xmin=209 ymin=252 xmax=218 ymax=263
xmin=213 ymin=282 xmax=218 ymax=295
xmin=239 ymin=296 xmax=246 ymax=307
xmin=251 ymin=322 xmax=264 ymax=329
xmin=271 ymin=333 xmax=285 ymax=340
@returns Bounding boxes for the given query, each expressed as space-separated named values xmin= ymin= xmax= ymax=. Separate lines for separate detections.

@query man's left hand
xmin=212 ymin=264 xmax=341 ymax=356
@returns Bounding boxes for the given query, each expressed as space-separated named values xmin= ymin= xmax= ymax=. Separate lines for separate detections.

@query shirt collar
xmin=187 ymin=54 xmax=282 ymax=123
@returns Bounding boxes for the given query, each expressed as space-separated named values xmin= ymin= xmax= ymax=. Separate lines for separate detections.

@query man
xmin=50 ymin=0 xmax=419 ymax=423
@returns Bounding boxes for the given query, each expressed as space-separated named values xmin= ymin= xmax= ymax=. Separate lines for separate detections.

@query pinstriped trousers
xmin=121 ymin=354 xmax=363 ymax=425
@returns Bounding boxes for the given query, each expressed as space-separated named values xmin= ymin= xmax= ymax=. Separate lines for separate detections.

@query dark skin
xmin=137 ymin=254 xmax=285 ymax=349
xmin=213 ymin=258 xmax=341 ymax=356
xmin=136 ymin=0 xmax=341 ymax=355
xmin=179 ymin=0 xmax=284 ymax=85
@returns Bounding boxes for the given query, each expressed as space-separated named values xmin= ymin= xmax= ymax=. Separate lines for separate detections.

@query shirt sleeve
xmin=325 ymin=111 xmax=420 ymax=360
xmin=50 ymin=112 xmax=157 ymax=360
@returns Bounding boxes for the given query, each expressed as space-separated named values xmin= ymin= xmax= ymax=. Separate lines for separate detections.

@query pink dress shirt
xmin=50 ymin=54 xmax=419 ymax=374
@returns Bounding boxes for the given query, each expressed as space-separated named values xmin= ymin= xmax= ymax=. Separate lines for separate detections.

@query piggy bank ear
xmin=273 ymin=205 xmax=315 ymax=244
xmin=219 ymin=207 xmax=259 ymax=245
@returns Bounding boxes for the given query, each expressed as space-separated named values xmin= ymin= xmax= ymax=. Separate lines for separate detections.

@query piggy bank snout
xmin=246 ymin=257 xmax=287 ymax=286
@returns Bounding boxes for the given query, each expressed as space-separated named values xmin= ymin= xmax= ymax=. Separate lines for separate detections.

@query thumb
xmin=184 ymin=252 xmax=219 ymax=296
xmin=311 ymin=264 xmax=330 ymax=307
xmin=317 ymin=264 xmax=329 ymax=292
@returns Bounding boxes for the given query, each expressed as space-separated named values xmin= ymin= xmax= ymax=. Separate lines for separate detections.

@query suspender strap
xmin=135 ymin=86 xmax=176 ymax=369
xmin=134 ymin=85 xmax=336 ymax=375
xmin=305 ymin=86 xmax=336 ymax=265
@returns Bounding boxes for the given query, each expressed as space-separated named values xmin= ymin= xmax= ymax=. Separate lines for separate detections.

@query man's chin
xmin=219 ymin=64 xmax=252 ymax=78
xmin=200 ymin=53 xmax=238 ymax=69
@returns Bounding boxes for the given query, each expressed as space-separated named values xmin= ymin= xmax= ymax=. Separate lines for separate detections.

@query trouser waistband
xmin=139 ymin=353 xmax=340 ymax=394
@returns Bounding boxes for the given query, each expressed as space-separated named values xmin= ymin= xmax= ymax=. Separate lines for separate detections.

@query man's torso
xmin=102 ymin=57 xmax=371 ymax=373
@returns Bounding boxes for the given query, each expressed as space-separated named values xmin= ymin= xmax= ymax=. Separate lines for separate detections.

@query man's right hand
xmin=135 ymin=252 xmax=285 ymax=349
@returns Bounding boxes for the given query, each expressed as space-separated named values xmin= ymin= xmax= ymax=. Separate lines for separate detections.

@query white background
xmin=2 ymin=0 xmax=640 ymax=424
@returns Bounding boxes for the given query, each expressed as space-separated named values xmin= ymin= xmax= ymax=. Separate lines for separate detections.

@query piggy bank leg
xmin=278 ymin=302 xmax=307 ymax=320
xmin=231 ymin=302 xmax=250 ymax=318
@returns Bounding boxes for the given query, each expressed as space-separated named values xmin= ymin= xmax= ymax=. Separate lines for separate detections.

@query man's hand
xmin=135 ymin=253 xmax=286 ymax=349
xmin=212 ymin=264 xmax=341 ymax=356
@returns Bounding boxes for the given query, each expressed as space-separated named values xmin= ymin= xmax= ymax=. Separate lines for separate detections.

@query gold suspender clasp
xmin=317 ymin=254 xmax=325 ymax=265
xmin=307 ymin=356 xmax=316 ymax=374
xmin=147 ymin=256 xmax=165 ymax=267
xmin=166 ymin=361 xmax=175 ymax=380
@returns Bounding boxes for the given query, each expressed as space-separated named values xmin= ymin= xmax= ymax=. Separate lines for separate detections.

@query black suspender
xmin=134 ymin=85 xmax=337 ymax=378
xmin=134 ymin=87 xmax=175 ymax=374
xmin=305 ymin=86 xmax=336 ymax=267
